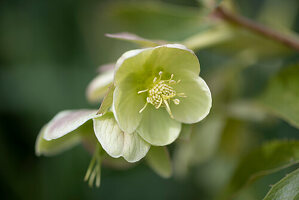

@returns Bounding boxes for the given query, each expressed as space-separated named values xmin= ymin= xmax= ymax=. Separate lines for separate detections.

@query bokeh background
xmin=1 ymin=0 xmax=299 ymax=199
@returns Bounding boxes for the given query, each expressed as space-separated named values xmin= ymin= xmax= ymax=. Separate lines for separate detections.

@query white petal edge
xmin=93 ymin=113 xmax=150 ymax=163
xmin=44 ymin=109 xmax=98 ymax=141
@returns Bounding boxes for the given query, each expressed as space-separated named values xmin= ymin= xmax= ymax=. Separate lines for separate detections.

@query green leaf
xmin=259 ymin=64 xmax=299 ymax=129
xmin=97 ymin=84 xmax=115 ymax=116
xmin=222 ymin=140 xmax=299 ymax=198
xmin=146 ymin=146 xmax=172 ymax=178
xmin=105 ymin=32 xmax=166 ymax=47
xmin=263 ymin=168 xmax=299 ymax=200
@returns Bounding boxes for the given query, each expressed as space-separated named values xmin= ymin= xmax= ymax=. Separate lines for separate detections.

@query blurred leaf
xmin=146 ymin=146 xmax=172 ymax=178
xmin=258 ymin=0 xmax=298 ymax=31
xmin=179 ymin=124 xmax=193 ymax=141
xmin=199 ymin=0 xmax=223 ymax=11
xmin=217 ymin=118 xmax=255 ymax=158
xmin=182 ymin=24 xmax=234 ymax=50
xmin=222 ymin=140 xmax=299 ymax=199
xmin=105 ymin=32 xmax=166 ymax=47
xmin=259 ymin=64 xmax=299 ymax=129
xmin=227 ymin=101 xmax=267 ymax=122
xmin=109 ymin=1 xmax=206 ymax=41
xmin=263 ymin=168 xmax=299 ymax=200
xmin=214 ymin=26 xmax=291 ymax=58
xmin=174 ymin=115 xmax=224 ymax=177
xmin=97 ymin=85 xmax=115 ymax=116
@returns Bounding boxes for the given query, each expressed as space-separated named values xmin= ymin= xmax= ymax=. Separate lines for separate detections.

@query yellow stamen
xmin=137 ymin=71 xmax=186 ymax=117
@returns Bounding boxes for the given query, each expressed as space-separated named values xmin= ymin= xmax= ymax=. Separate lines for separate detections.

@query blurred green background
xmin=0 ymin=0 xmax=298 ymax=199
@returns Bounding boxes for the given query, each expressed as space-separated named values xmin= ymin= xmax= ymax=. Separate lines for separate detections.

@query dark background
xmin=0 ymin=0 xmax=298 ymax=199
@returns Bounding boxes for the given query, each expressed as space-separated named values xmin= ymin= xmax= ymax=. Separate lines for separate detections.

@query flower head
xmin=112 ymin=44 xmax=212 ymax=146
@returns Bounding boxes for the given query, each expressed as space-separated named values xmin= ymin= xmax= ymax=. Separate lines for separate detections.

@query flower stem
xmin=212 ymin=7 xmax=299 ymax=52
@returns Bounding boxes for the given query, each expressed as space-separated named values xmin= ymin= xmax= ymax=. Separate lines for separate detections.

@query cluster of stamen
xmin=138 ymin=71 xmax=186 ymax=118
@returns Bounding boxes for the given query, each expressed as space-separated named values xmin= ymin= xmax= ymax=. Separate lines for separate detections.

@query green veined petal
xmin=93 ymin=112 xmax=150 ymax=163
xmin=43 ymin=109 xmax=97 ymax=140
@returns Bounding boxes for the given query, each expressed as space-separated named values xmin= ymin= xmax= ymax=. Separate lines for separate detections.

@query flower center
xmin=137 ymin=71 xmax=186 ymax=118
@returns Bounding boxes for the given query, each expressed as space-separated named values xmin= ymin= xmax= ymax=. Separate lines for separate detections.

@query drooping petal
xmin=146 ymin=146 xmax=172 ymax=178
xmin=35 ymin=125 xmax=81 ymax=156
xmin=171 ymin=73 xmax=212 ymax=124
xmin=93 ymin=112 xmax=150 ymax=163
xmin=137 ymin=107 xmax=181 ymax=146
xmin=112 ymin=78 xmax=145 ymax=133
xmin=86 ymin=70 xmax=114 ymax=103
xmin=44 ymin=109 xmax=98 ymax=140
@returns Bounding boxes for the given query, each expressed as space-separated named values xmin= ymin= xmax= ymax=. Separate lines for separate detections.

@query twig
xmin=212 ymin=7 xmax=299 ymax=52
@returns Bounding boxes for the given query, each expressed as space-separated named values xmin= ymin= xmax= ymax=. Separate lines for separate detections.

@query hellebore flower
xmin=112 ymin=44 xmax=212 ymax=146
xmin=35 ymin=109 xmax=150 ymax=186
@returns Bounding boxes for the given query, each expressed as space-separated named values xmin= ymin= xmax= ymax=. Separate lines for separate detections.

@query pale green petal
xmin=148 ymin=44 xmax=200 ymax=75
xmin=44 ymin=109 xmax=98 ymax=140
xmin=114 ymin=44 xmax=200 ymax=86
xmin=93 ymin=113 xmax=150 ymax=163
xmin=137 ymin=107 xmax=181 ymax=146
xmin=86 ymin=70 xmax=114 ymax=103
xmin=35 ymin=125 xmax=81 ymax=156
xmin=171 ymin=74 xmax=212 ymax=123
xmin=146 ymin=146 xmax=172 ymax=178
xmin=114 ymin=48 xmax=152 ymax=86
xmin=112 ymin=81 xmax=145 ymax=134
